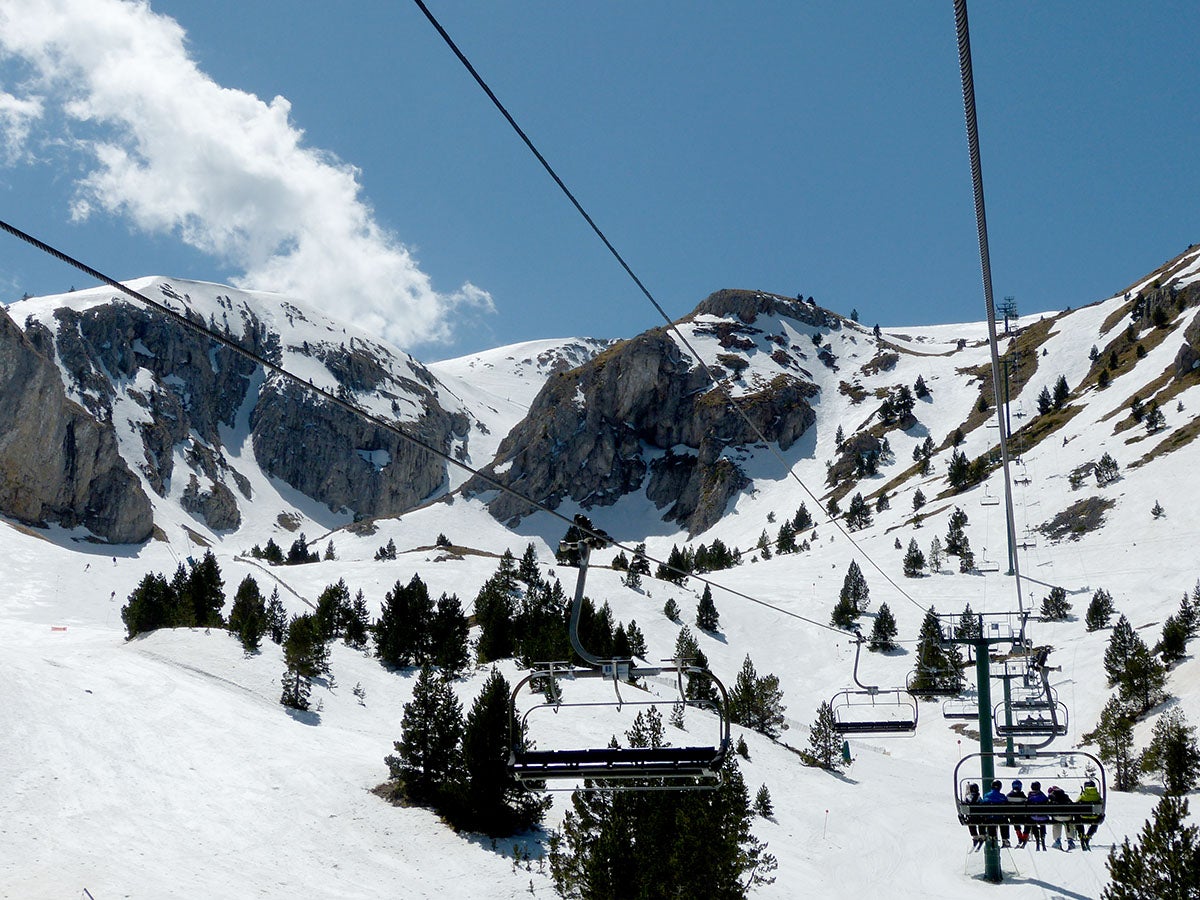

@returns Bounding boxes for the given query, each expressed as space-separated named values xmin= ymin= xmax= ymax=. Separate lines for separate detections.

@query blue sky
xmin=1 ymin=1 xmax=1196 ymax=360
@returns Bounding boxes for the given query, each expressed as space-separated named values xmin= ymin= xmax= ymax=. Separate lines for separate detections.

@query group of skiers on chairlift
xmin=964 ymin=778 xmax=1102 ymax=852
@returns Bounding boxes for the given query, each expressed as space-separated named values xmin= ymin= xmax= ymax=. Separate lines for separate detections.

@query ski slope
xmin=5 ymin=267 xmax=1200 ymax=898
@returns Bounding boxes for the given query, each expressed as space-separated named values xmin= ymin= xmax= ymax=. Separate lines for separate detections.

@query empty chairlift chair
xmin=508 ymin=529 xmax=731 ymax=789
xmin=828 ymin=631 xmax=918 ymax=736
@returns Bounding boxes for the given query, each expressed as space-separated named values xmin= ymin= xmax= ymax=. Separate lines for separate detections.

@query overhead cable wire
xmin=0 ymin=217 xmax=848 ymax=637
xmin=409 ymin=0 xmax=931 ymax=617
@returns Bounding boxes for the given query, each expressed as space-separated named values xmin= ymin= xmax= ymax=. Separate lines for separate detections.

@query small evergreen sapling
xmin=755 ymin=784 xmax=774 ymax=817
xmin=868 ymin=603 xmax=898 ymax=652
xmin=1085 ymin=588 xmax=1115 ymax=632
xmin=695 ymin=585 xmax=720 ymax=632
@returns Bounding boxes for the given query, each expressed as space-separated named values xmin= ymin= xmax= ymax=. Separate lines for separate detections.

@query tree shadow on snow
xmin=284 ymin=706 xmax=321 ymax=726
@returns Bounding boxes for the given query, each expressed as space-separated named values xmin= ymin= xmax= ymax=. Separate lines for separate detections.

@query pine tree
xmin=182 ymin=551 xmax=225 ymax=628
xmin=474 ymin=567 xmax=518 ymax=664
xmin=517 ymin=542 xmax=541 ymax=587
xmin=375 ymin=573 xmax=435 ymax=667
xmin=1105 ymin=616 xmax=1140 ymax=686
xmin=1053 ymin=375 xmax=1070 ymax=410
xmin=663 ymin=597 xmax=681 ymax=622
xmin=548 ymin=754 xmax=776 ymax=899
xmin=387 ymin=666 xmax=465 ymax=805
xmin=280 ymin=613 xmax=327 ymax=711
xmin=1040 ymin=586 xmax=1072 ymax=621
xmin=1086 ymin=588 xmax=1116 ymax=632
xmin=323 ymin=540 xmax=336 ymax=561
xmin=1095 ymin=452 xmax=1121 ymax=486
xmin=461 ymin=668 xmax=549 ymax=835
xmin=1087 ymin=695 xmax=1140 ymax=791
xmin=1142 ymin=709 xmax=1200 ymax=795
xmin=755 ymin=784 xmax=774 ymax=817
xmin=265 ymin=587 xmax=288 ymax=645
xmin=728 ymin=654 xmax=786 ymax=738
xmin=313 ymin=578 xmax=351 ymax=642
xmin=344 ymin=589 xmax=371 ymax=651
xmin=909 ymin=607 xmax=963 ymax=696
xmin=431 ymin=592 xmax=470 ymax=675
xmin=121 ymin=572 xmax=177 ymax=639
xmin=1152 ymin=500 xmax=1166 ymax=519
xmin=830 ymin=593 xmax=857 ymax=630
xmin=928 ymin=535 xmax=943 ymax=573
xmin=625 ymin=620 xmax=647 ymax=657
xmin=623 ymin=566 xmax=643 ymax=590
xmin=228 ymin=575 xmax=266 ymax=654
xmin=696 ymin=585 xmax=720 ymax=632
xmin=839 ymin=560 xmax=870 ymax=615
xmin=674 ymin=627 xmax=716 ymax=703
xmin=868 ymin=603 xmax=898 ymax=652
xmin=775 ymin=519 xmax=797 ymax=554
xmin=1037 ymin=385 xmax=1053 ymax=415
xmin=1157 ymin=614 xmax=1190 ymax=666
xmin=826 ymin=496 xmax=841 ymax=520
xmin=1103 ymin=795 xmax=1200 ymax=900
xmin=914 ymin=374 xmax=930 ymax=398
xmin=903 ymin=539 xmax=926 ymax=577
xmin=756 ymin=530 xmax=772 ymax=560
xmin=808 ymin=701 xmax=845 ymax=770
xmin=1121 ymin=640 xmax=1169 ymax=714
xmin=944 ymin=507 xmax=969 ymax=556
xmin=793 ymin=503 xmax=813 ymax=531
xmin=845 ymin=493 xmax=872 ymax=531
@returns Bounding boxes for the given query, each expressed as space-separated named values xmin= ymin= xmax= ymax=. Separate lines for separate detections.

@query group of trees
xmin=249 ymin=533 xmax=320 ymax=565
xmin=375 ymin=574 xmax=469 ymax=674
xmin=547 ymin=709 xmax=776 ymax=898
xmin=475 ymin=547 xmax=646 ymax=671
xmin=385 ymin=667 xmax=550 ymax=836
xmin=1036 ymin=375 xmax=1071 ymax=415
xmin=122 ymin=551 xmax=231 ymax=637
xmin=654 ymin=538 xmax=741 ymax=582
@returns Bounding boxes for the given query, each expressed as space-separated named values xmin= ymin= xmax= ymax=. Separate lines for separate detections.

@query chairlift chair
xmin=980 ymin=485 xmax=1000 ymax=506
xmin=954 ymin=751 xmax=1106 ymax=827
xmin=830 ymin=688 xmax=918 ymax=735
xmin=942 ymin=696 xmax=980 ymax=720
xmin=906 ymin=665 xmax=965 ymax=698
xmin=508 ymin=527 xmax=731 ymax=789
xmin=992 ymin=700 xmax=1069 ymax=737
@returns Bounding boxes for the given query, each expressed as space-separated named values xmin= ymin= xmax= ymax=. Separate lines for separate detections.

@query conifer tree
xmin=280 ymin=613 xmax=327 ymax=711
xmin=1103 ymin=795 xmax=1200 ymax=900
xmin=375 ymin=573 xmax=435 ymax=667
xmin=793 ymin=503 xmax=813 ymax=531
xmin=903 ymin=538 xmax=926 ymax=577
xmin=473 ymin=568 xmax=518 ymax=664
xmin=944 ymin=507 xmax=969 ymax=557
xmin=775 ymin=519 xmax=797 ymax=554
xmin=228 ymin=575 xmax=266 ymax=654
xmin=121 ymin=572 xmax=177 ymax=639
xmin=1087 ymin=695 xmax=1140 ymax=791
xmin=1105 ymin=616 xmax=1140 ymax=686
xmin=180 ymin=551 xmax=225 ymax=628
xmin=461 ymin=668 xmax=549 ymax=834
xmin=808 ymin=701 xmax=844 ymax=770
xmin=625 ymin=620 xmax=648 ymax=658
xmin=839 ymin=560 xmax=870 ymax=616
xmin=674 ymin=626 xmax=716 ymax=703
xmin=868 ymin=603 xmax=898 ymax=652
xmin=387 ymin=666 xmax=465 ymax=805
xmin=1142 ymin=709 xmax=1200 ymax=795
xmin=1086 ymin=588 xmax=1116 ymax=632
xmin=1156 ymin=614 xmax=1190 ymax=666
xmin=343 ymin=589 xmax=372 ymax=651
xmin=830 ymin=593 xmax=857 ymax=630
xmin=314 ymin=578 xmax=351 ymax=642
xmin=696 ymin=585 xmax=720 ymax=632
xmin=728 ymin=654 xmax=786 ymax=738
xmin=845 ymin=493 xmax=872 ymax=531
xmin=1040 ymin=586 xmax=1072 ymax=621
xmin=517 ymin=542 xmax=541 ymax=587
xmin=928 ymin=535 xmax=943 ymax=573
xmin=909 ymin=607 xmax=962 ymax=696
xmin=755 ymin=784 xmax=774 ymax=817
xmin=1037 ymin=385 xmax=1053 ymax=415
xmin=756 ymin=530 xmax=772 ymax=560
xmin=265 ymin=586 xmax=288 ymax=645
xmin=663 ymin=597 xmax=681 ymax=623
xmin=826 ymin=496 xmax=841 ymax=520
xmin=1053 ymin=375 xmax=1070 ymax=409
xmin=431 ymin=592 xmax=470 ymax=675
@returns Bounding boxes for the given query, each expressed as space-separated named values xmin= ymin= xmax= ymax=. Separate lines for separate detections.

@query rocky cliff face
xmin=467 ymin=290 xmax=825 ymax=535
xmin=0 ymin=306 xmax=154 ymax=543
xmin=8 ymin=279 xmax=470 ymax=536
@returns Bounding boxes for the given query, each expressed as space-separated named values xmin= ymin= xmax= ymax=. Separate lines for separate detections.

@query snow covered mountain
xmin=3 ymin=243 xmax=1200 ymax=899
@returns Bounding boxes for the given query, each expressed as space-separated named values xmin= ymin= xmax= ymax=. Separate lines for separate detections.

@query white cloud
xmin=0 ymin=0 xmax=491 ymax=348
xmin=0 ymin=90 xmax=42 ymax=162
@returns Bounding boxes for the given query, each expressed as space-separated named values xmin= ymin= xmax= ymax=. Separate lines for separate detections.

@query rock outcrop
xmin=0 ymin=307 xmax=154 ymax=542
xmin=10 ymin=280 xmax=470 ymax=533
xmin=468 ymin=290 xmax=823 ymax=535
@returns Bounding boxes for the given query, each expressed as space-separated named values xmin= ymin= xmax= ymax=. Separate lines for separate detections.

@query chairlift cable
xmin=0 ymin=216 xmax=849 ymax=639
xmin=409 ymin=0 xmax=931 ymax=617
